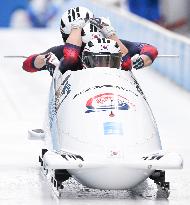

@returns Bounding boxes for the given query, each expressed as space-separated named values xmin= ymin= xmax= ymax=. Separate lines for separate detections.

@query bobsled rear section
xmin=28 ymin=67 xmax=183 ymax=195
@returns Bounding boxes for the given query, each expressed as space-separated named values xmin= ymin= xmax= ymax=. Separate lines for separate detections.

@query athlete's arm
xmin=121 ymin=40 xmax=158 ymax=69
xmin=22 ymin=45 xmax=64 ymax=73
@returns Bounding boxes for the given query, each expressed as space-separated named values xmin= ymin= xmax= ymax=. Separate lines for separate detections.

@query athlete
xmin=22 ymin=6 xmax=158 ymax=76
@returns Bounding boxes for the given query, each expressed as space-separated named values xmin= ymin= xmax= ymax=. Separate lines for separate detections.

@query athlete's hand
xmin=71 ymin=16 xmax=90 ymax=29
xmin=131 ymin=54 xmax=145 ymax=70
xmin=45 ymin=52 xmax=59 ymax=76
xmin=90 ymin=17 xmax=116 ymax=38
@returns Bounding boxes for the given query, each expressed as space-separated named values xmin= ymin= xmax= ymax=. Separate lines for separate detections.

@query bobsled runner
xmin=28 ymin=66 xmax=183 ymax=197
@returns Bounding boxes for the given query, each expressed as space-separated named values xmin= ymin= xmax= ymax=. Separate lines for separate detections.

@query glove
xmin=90 ymin=17 xmax=116 ymax=38
xmin=45 ymin=52 xmax=60 ymax=76
xmin=71 ymin=17 xmax=90 ymax=29
xmin=131 ymin=54 xmax=144 ymax=70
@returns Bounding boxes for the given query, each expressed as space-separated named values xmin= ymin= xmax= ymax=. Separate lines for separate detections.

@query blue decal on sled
xmin=104 ymin=122 xmax=123 ymax=135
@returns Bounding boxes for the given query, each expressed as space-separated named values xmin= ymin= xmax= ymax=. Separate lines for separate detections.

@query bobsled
xmin=29 ymin=66 xmax=183 ymax=197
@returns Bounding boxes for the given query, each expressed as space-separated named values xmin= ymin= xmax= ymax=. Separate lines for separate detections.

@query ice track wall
xmin=63 ymin=0 xmax=190 ymax=91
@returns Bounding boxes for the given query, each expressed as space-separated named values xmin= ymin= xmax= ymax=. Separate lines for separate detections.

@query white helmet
xmin=60 ymin=6 xmax=93 ymax=42
xmin=81 ymin=22 xmax=104 ymax=43
xmin=60 ymin=6 xmax=104 ymax=43
xmin=82 ymin=38 xmax=122 ymax=68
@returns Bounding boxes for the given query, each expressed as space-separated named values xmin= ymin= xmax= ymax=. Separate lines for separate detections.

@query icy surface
xmin=0 ymin=29 xmax=190 ymax=205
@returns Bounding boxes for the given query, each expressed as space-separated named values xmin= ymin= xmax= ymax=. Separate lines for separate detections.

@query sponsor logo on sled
xmin=85 ymin=93 xmax=130 ymax=113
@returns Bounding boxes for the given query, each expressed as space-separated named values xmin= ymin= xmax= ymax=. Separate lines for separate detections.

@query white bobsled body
xmin=41 ymin=67 xmax=182 ymax=190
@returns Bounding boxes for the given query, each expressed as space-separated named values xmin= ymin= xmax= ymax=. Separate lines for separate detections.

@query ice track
xmin=0 ymin=29 xmax=190 ymax=205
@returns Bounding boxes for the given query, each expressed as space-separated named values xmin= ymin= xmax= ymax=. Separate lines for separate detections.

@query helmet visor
xmin=83 ymin=53 xmax=121 ymax=69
